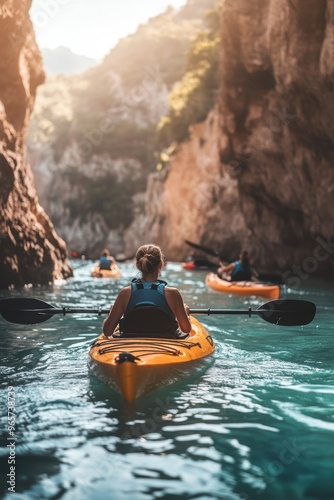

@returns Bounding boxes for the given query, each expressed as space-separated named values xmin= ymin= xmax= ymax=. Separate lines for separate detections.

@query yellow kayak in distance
xmin=90 ymin=265 xmax=122 ymax=279
xmin=206 ymin=272 xmax=280 ymax=300
xmin=88 ymin=316 xmax=215 ymax=403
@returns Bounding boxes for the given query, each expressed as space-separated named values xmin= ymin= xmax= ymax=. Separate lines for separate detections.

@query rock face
xmin=148 ymin=0 xmax=334 ymax=279
xmin=0 ymin=0 xmax=72 ymax=288
xmin=26 ymin=0 xmax=216 ymax=259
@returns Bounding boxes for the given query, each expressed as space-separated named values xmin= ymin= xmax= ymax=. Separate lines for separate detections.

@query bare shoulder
xmin=117 ymin=286 xmax=131 ymax=302
xmin=165 ymin=286 xmax=180 ymax=293
xmin=165 ymin=286 xmax=182 ymax=301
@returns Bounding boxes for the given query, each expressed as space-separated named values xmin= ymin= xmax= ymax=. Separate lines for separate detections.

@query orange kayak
xmin=206 ymin=272 xmax=280 ymax=299
xmin=88 ymin=316 xmax=215 ymax=402
xmin=91 ymin=266 xmax=121 ymax=279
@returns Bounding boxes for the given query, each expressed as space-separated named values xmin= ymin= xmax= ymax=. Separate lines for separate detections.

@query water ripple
xmin=0 ymin=264 xmax=334 ymax=499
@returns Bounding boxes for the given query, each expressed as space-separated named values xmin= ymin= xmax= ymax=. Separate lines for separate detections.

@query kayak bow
xmin=88 ymin=316 xmax=215 ymax=402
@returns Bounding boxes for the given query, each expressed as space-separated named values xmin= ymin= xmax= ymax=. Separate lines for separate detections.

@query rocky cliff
xmin=0 ymin=0 xmax=72 ymax=288
xmin=148 ymin=0 xmax=334 ymax=280
xmin=27 ymin=0 xmax=216 ymax=259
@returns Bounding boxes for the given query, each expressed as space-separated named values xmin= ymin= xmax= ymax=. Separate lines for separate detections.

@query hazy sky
xmin=31 ymin=0 xmax=188 ymax=60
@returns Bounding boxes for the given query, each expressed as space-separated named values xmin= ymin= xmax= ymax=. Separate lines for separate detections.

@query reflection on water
xmin=0 ymin=261 xmax=334 ymax=499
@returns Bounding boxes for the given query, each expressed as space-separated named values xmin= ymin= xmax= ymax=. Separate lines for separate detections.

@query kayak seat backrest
xmin=119 ymin=305 xmax=178 ymax=338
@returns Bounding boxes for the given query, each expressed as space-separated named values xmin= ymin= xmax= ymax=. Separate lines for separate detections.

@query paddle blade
xmin=0 ymin=298 xmax=55 ymax=324
xmin=193 ymin=259 xmax=218 ymax=269
xmin=257 ymin=299 xmax=316 ymax=326
xmin=184 ymin=240 xmax=219 ymax=258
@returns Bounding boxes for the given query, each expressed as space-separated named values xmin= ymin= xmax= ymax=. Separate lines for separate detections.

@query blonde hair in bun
xmin=135 ymin=244 xmax=164 ymax=275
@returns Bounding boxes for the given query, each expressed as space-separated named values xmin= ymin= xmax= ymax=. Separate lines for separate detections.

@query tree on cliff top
xmin=157 ymin=3 xmax=220 ymax=147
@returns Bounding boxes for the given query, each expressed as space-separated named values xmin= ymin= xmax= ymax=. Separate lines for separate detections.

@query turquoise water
xmin=0 ymin=260 xmax=333 ymax=500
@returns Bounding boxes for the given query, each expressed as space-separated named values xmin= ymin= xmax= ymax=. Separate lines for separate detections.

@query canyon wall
xmin=147 ymin=0 xmax=334 ymax=279
xmin=27 ymin=1 xmax=215 ymax=259
xmin=0 ymin=0 xmax=72 ymax=288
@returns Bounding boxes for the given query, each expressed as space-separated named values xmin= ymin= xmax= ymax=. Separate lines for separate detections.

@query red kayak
xmin=182 ymin=259 xmax=217 ymax=270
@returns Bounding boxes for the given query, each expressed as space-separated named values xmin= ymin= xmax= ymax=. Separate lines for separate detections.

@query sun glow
xmin=31 ymin=0 xmax=188 ymax=60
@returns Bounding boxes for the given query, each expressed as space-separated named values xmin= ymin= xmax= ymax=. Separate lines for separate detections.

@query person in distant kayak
xmin=103 ymin=244 xmax=191 ymax=338
xmin=217 ymin=250 xmax=257 ymax=281
xmin=99 ymin=249 xmax=116 ymax=270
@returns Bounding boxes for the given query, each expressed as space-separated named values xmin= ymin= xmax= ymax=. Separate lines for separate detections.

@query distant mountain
xmin=41 ymin=46 xmax=97 ymax=75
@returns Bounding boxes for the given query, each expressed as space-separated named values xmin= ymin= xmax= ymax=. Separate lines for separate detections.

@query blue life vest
xmin=120 ymin=279 xmax=178 ymax=337
xmin=231 ymin=260 xmax=252 ymax=281
xmin=99 ymin=256 xmax=111 ymax=270
xmin=125 ymin=279 xmax=175 ymax=318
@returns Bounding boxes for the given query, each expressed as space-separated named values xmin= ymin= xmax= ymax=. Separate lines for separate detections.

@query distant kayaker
xmin=103 ymin=244 xmax=191 ymax=338
xmin=98 ymin=249 xmax=116 ymax=270
xmin=217 ymin=250 xmax=257 ymax=282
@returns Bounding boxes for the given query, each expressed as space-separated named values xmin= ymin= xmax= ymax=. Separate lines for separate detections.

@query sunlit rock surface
xmin=148 ymin=0 xmax=334 ymax=278
xmin=0 ymin=0 xmax=72 ymax=288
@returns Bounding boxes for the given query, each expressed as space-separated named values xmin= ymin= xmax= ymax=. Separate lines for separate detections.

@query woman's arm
xmin=166 ymin=288 xmax=191 ymax=333
xmin=103 ymin=287 xmax=130 ymax=337
xmin=218 ymin=261 xmax=235 ymax=276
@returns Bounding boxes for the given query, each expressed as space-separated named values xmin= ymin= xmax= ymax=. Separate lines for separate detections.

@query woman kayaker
xmin=217 ymin=249 xmax=257 ymax=281
xmin=98 ymin=249 xmax=116 ymax=270
xmin=103 ymin=244 xmax=191 ymax=338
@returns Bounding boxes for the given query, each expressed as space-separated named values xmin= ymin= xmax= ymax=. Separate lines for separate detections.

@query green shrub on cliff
xmin=158 ymin=6 xmax=220 ymax=146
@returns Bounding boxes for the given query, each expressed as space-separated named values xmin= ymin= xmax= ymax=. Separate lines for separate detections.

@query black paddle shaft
xmin=0 ymin=298 xmax=110 ymax=324
xmin=185 ymin=240 xmax=219 ymax=257
xmin=0 ymin=298 xmax=316 ymax=326
xmin=191 ymin=299 xmax=316 ymax=326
